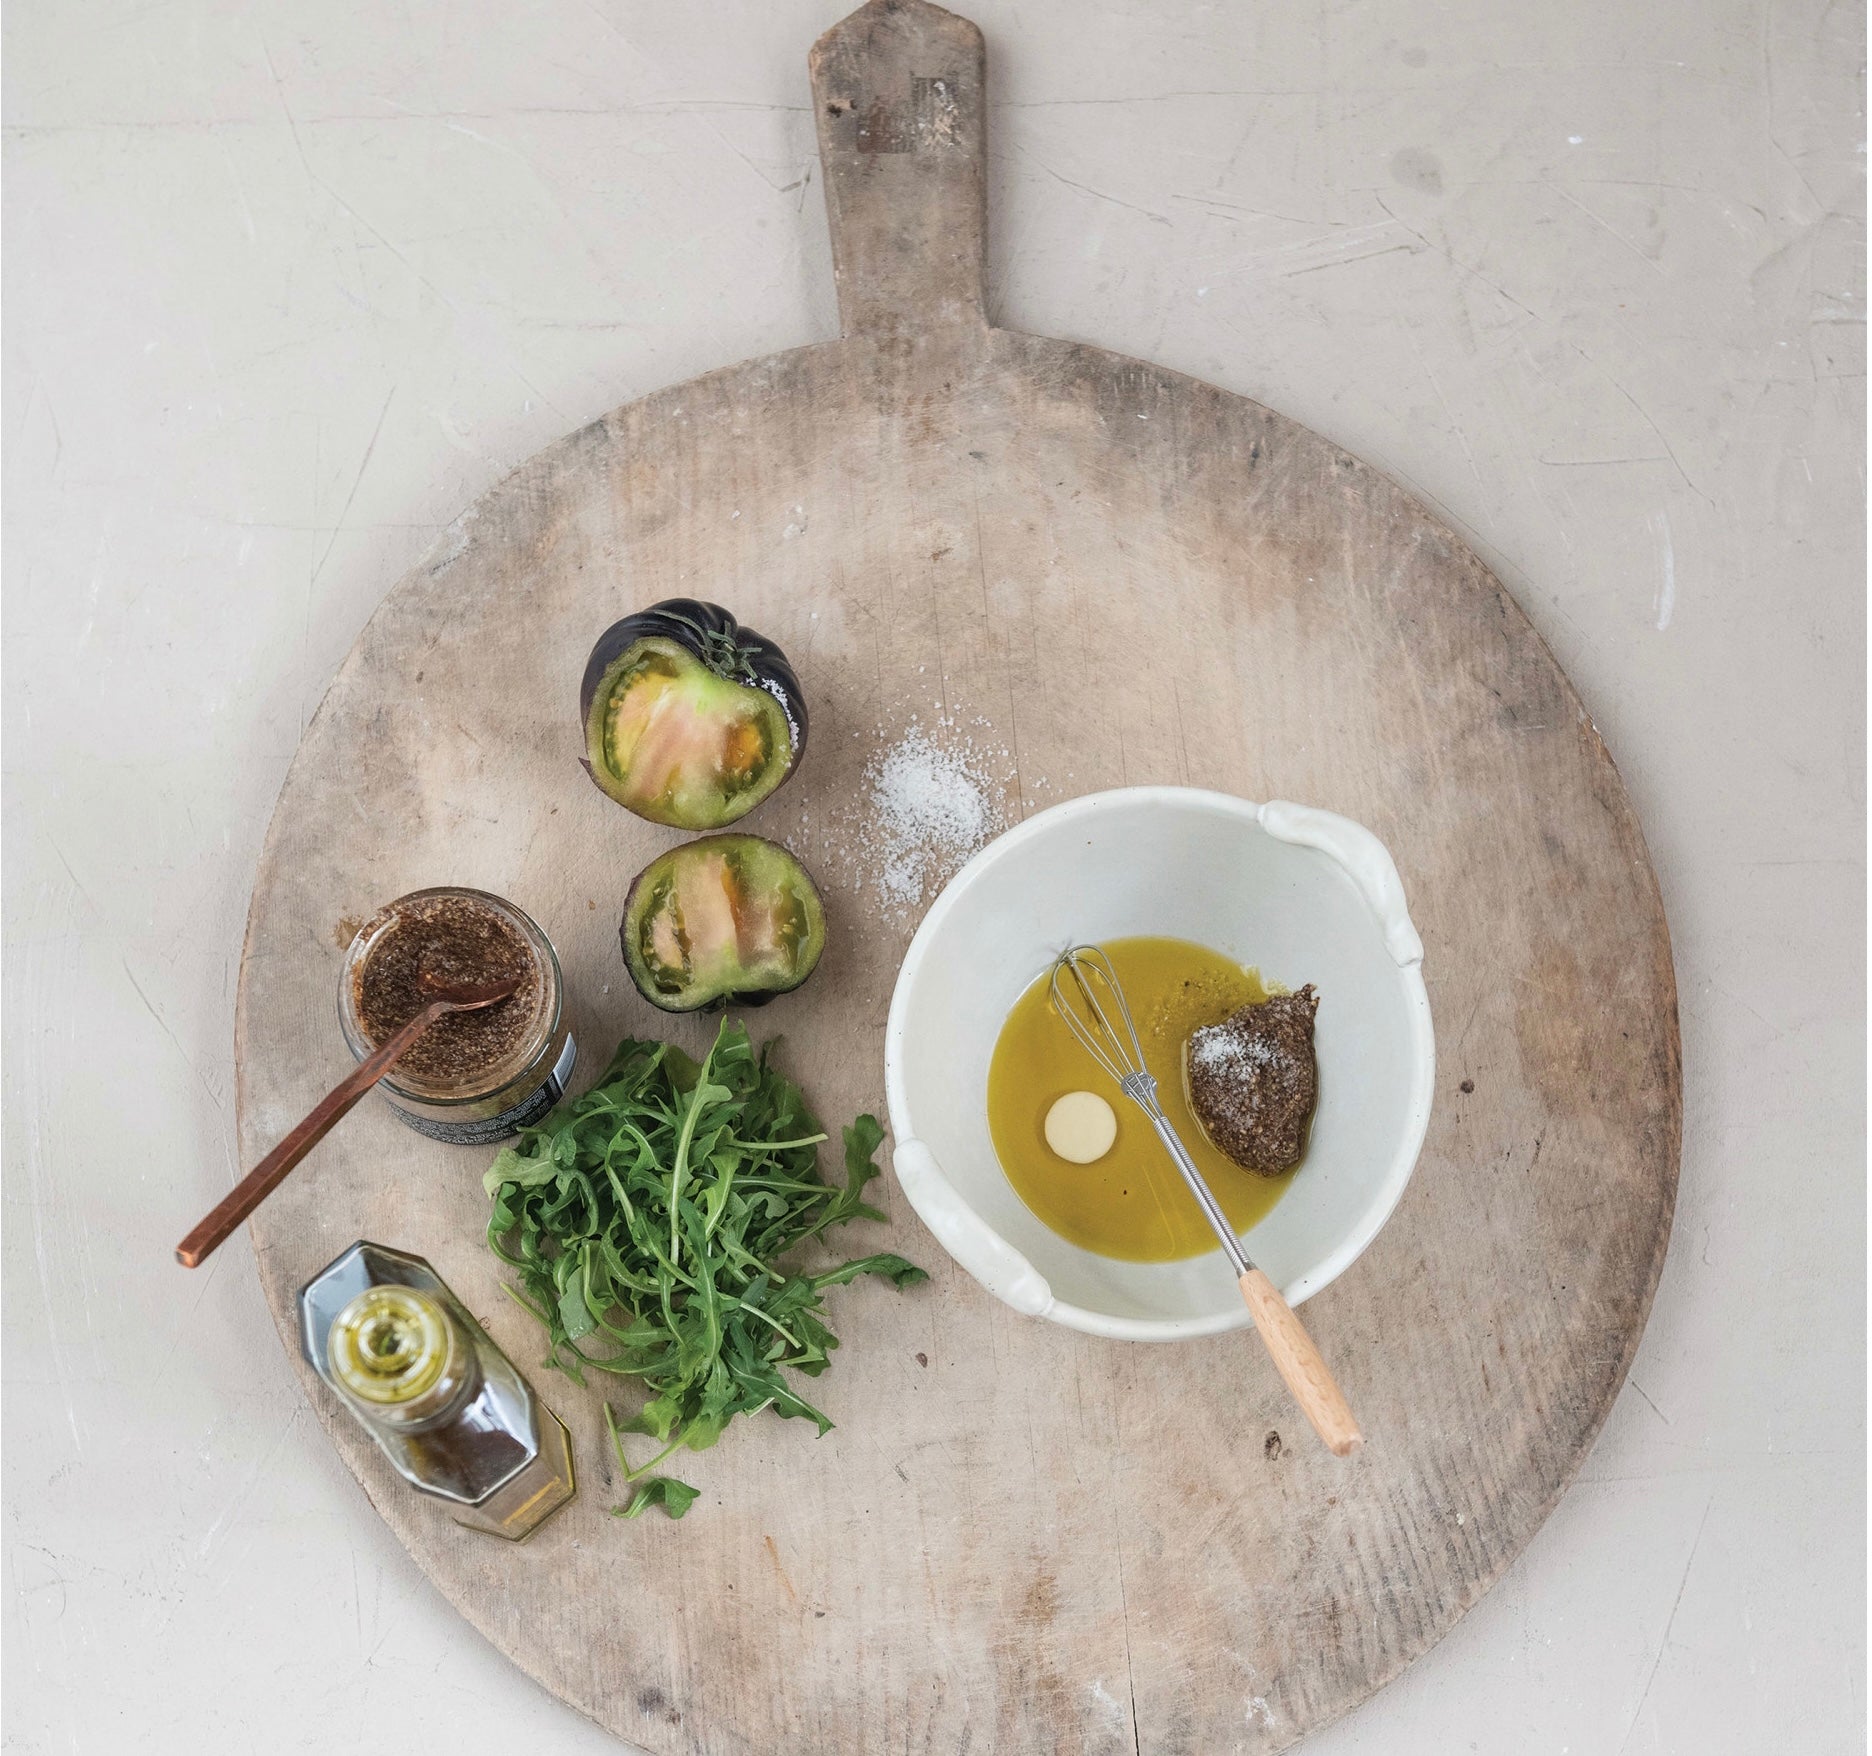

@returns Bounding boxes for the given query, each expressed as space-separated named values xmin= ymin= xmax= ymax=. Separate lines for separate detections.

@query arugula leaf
xmin=810 ymin=1252 xmax=929 ymax=1291
xmin=615 ymin=1478 xmax=700 ymax=1520
xmin=486 ymin=1021 xmax=923 ymax=1524
xmin=557 ymin=1259 xmax=597 ymax=1341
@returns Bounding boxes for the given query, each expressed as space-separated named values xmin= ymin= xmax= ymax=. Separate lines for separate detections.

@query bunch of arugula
xmin=484 ymin=1020 xmax=925 ymax=1519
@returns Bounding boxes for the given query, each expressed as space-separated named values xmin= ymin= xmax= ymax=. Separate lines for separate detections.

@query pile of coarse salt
xmin=1188 ymin=1022 xmax=1282 ymax=1078
xmin=853 ymin=719 xmax=1004 ymax=918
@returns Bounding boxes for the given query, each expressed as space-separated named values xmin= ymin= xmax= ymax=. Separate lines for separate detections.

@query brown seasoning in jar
xmin=352 ymin=894 xmax=546 ymax=1091
xmin=1185 ymin=986 xmax=1320 ymax=1175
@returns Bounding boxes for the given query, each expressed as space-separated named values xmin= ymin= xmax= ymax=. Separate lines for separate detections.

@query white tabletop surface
xmin=4 ymin=0 xmax=1863 ymax=1750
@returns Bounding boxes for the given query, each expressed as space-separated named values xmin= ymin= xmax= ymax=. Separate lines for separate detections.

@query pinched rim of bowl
xmin=883 ymin=786 xmax=1436 ymax=1342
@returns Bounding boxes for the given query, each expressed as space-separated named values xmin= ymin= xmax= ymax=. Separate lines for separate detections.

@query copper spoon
xmin=174 ymin=970 xmax=522 ymax=1268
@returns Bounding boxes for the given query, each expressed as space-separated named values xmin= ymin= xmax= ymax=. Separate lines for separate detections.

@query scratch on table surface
xmin=1373 ymin=194 xmax=1547 ymax=327
xmin=252 ymin=43 xmax=572 ymax=425
xmin=44 ymin=835 xmax=102 ymax=918
xmin=212 ymin=125 xmax=259 ymax=242
xmin=998 ymin=89 xmax=1308 ymax=108
xmin=1542 ymin=176 xmax=1666 ymax=276
xmin=1626 ymin=1376 xmax=1673 ymax=1427
xmin=1759 ymin=10 xmax=1830 ymax=218
xmin=1234 ymin=214 xmax=1419 ymax=276
xmin=17 ymin=374 xmax=65 ymax=477
xmin=1404 ymin=324 xmax=1490 ymax=514
xmin=12 ymin=97 xmax=816 ymax=130
xmin=255 ymin=27 xmax=316 ymax=194
xmin=312 ymin=385 xmax=397 ymax=586
xmin=1171 ymin=190 xmax=1331 ymax=227
xmin=1285 ymin=239 xmax=1418 ymax=277
xmin=12 ymin=1543 xmax=73 ymax=1636
xmin=1009 ymin=142 xmax=1173 ymax=227
xmin=149 ymin=1249 xmax=229 ymax=1393
xmin=192 ymin=1406 xmax=304 ymax=1572
xmin=1615 ymin=1490 xmax=1717 ymax=1752
xmin=27 ymin=1188 xmax=88 ymax=1458
xmin=1536 ymin=452 xmax=1671 ymax=467
xmin=1648 ymin=509 xmax=1677 ymax=630
xmin=120 ymin=955 xmax=227 ymax=1120
xmin=1585 ymin=357 xmax=1711 ymax=506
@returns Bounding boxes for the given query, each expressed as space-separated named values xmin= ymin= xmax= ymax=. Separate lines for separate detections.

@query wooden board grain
xmin=233 ymin=3 xmax=1681 ymax=1750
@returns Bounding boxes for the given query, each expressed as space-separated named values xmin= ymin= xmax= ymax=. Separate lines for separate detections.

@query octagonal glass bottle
xmin=299 ymin=1241 xmax=574 ymax=1540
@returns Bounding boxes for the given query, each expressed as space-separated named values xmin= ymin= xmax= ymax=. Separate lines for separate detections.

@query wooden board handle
xmin=809 ymin=0 xmax=987 ymax=338
xmin=1238 ymin=1269 xmax=1364 ymax=1458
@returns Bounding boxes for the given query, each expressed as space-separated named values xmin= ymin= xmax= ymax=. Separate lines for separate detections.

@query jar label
xmin=395 ymin=1034 xmax=578 ymax=1146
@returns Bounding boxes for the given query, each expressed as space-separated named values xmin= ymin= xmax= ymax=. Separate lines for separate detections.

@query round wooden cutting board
xmin=234 ymin=4 xmax=1680 ymax=1750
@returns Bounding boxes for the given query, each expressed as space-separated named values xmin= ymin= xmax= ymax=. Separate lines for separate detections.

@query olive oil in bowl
xmin=986 ymin=936 xmax=1295 ymax=1262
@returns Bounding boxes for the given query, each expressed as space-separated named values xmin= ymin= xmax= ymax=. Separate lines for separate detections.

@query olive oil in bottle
xmin=299 ymin=1242 xmax=575 ymax=1540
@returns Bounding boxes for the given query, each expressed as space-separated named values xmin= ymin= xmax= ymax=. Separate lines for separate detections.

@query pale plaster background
xmin=4 ymin=0 xmax=1863 ymax=1750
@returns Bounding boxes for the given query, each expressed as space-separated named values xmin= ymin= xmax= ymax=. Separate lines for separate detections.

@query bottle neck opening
xmin=328 ymin=1286 xmax=475 ymax=1426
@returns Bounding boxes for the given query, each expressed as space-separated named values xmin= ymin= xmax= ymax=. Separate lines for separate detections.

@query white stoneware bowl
xmin=884 ymin=787 xmax=1434 ymax=1341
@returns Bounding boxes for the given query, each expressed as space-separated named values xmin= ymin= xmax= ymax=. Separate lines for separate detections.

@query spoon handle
xmin=1236 ymin=1268 xmax=1364 ymax=1457
xmin=174 ymin=1000 xmax=451 ymax=1268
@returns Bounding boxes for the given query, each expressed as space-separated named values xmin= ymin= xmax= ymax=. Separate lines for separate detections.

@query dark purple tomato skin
xmin=580 ymin=598 xmax=808 ymax=765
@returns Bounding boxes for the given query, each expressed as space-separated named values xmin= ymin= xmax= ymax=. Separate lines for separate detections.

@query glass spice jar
xmin=299 ymin=1241 xmax=576 ymax=1541
xmin=338 ymin=887 xmax=576 ymax=1146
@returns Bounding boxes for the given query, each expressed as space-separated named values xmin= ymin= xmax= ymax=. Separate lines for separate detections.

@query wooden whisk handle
xmin=1237 ymin=1269 xmax=1363 ymax=1458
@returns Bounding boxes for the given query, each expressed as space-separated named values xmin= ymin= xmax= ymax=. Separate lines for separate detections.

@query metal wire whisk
xmin=1049 ymin=946 xmax=1256 ymax=1277
xmin=1050 ymin=946 xmax=1363 ymax=1457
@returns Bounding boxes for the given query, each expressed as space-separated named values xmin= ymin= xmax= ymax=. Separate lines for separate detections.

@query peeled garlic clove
xmin=1044 ymin=1091 xmax=1118 ymax=1164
